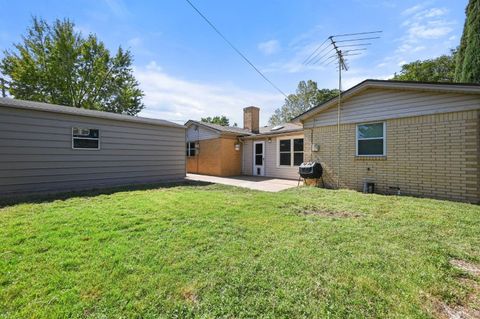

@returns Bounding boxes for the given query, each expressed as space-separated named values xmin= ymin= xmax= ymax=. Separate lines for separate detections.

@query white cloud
xmin=135 ymin=62 xmax=284 ymax=126
xmin=391 ymin=4 xmax=455 ymax=68
xmin=424 ymin=8 xmax=448 ymax=18
xmin=127 ymin=37 xmax=142 ymax=47
xmin=402 ymin=3 xmax=427 ymax=16
xmin=258 ymin=40 xmax=280 ymax=55
xmin=103 ymin=0 xmax=129 ymax=17
xmin=401 ymin=6 xmax=453 ymax=41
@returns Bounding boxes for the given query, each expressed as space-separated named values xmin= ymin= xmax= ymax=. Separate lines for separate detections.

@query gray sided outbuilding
xmin=0 ymin=98 xmax=186 ymax=196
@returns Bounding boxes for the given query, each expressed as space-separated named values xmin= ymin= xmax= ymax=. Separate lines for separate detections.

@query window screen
xmin=357 ymin=123 xmax=385 ymax=156
xmin=279 ymin=139 xmax=291 ymax=166
xmin=293 ymin=138 xmax=304 ymax=166
xmin=186 ymin=142 xmax=196 ymax=156
xmin=72 ymin=128 xmax=99 ymax=150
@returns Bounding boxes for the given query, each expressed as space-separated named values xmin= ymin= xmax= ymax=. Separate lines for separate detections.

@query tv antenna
xmin=303 ymin=30 xmax=382 ymax=189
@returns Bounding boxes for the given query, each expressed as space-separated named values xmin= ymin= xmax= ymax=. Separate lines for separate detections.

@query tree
xmin=201 ymin=115 xmax=231 ymax=126
xmin=0 ymin=18 xmax=144 ymax=115
xmin=455 ymin=0 xmax=480 ymax=83
xmin=392 ymin=50 xmax=457 ymax=82
xmin=269 ymin=80 xmax=339 ymax=125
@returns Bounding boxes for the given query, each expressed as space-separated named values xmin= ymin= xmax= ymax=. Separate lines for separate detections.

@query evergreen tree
xmin=455 ymin=0 xmax=480 ymax=83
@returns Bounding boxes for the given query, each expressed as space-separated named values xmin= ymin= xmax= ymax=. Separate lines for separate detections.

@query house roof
xmin=185 ymin=120 xmax=303 ymax=138
xmin=256 ymin=123 xmax=303 ymax=136
xmin=0 ymin=97 xmax=185 ymax=129
xmin=185 ymin=120 xmax=251 ymax=135
xmin=293 ymin=79 xmax=480 ymax=122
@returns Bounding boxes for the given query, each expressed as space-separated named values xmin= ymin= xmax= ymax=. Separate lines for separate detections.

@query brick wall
xmin=219 ymin=137 xmax=242 ymax=176
xmin=304 ymin=110 xmax=480 ymax=203
xmin=186 ymin=137 xmax=242 ymax=176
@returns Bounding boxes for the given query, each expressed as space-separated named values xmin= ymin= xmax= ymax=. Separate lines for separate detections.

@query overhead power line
xmin=184 ymin=0 xmax=288 ymax=98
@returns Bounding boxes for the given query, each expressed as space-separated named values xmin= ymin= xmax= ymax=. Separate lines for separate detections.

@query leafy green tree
xmin=0 ymin=18 xmax=144 ymax=115
xmin=201 ymin=115 xmax=231 ymax=126
xmin=455 ymin=0 xmax=480 ymax=83
xmin=393 ymin=50 xmax=457 ymax=82
xmin=269 ymin=80 xmax=339 ymax=125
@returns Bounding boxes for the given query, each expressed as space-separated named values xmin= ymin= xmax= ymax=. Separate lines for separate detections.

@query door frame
xmin=253 ymin=141 xmax=265 ymax=176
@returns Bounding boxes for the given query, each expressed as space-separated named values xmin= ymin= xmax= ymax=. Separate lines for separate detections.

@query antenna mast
xmin=303 ymin=31 xmax=382 ymax=189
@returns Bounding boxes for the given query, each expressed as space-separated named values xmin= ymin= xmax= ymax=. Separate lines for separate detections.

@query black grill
xmin=299 ymin=162 xmax=323 ymax=179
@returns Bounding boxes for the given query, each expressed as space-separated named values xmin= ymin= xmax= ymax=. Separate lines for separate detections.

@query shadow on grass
xmin=0 ymin=180 xmax=213 ymax=208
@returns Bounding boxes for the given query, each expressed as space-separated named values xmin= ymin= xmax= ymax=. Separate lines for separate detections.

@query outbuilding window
xmin=356 ymin=122 xmax=386 ymax=156
xmin=72 ymin=128 xmax=100 ymax=150
xmin=278 ymin=138 xmax=304 ymax=166
xmin=186 ymin=142 xmax=196 ymax=156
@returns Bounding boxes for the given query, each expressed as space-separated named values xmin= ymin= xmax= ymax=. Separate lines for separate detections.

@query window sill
xmin=355 ymin=155 xmax=387 ymax=161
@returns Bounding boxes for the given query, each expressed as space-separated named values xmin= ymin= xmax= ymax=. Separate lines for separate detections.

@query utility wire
xmin=184 ymin=0 xmax=288 ymax=98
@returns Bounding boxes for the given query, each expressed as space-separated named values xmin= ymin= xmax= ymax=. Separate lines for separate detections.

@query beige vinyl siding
xmin=186 ymin=125 xmax=219 ymax=142
xmin=242 ymin=134 xmax=304 ymax=180
xmin=265 ymin=136 xmax=302 ymax=180
xmin=304 ymin=88 xmax=480 ymax=128
xmin=0 ymin=106 xmax=186 ymax=195
xmin=242 ymin=140 xmax=253 ymax=175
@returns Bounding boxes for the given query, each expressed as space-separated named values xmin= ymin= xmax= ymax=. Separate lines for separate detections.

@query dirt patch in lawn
xmin=181 ymin=288 xmax=199 ymax=304
xmin=426 ymin=260 xmax=480 ymax=319
xmin=450 ymin=259 xmax=480 ymax=277
xmin=278 ymin=203 xmax=364 ymax=218
xmin=301 ymin=210 xmax=363 ymax=218
xmin=428 ymin=280 xmax=480 ymax=319
xmin=430 ymin=297 xmax=480 ymax=319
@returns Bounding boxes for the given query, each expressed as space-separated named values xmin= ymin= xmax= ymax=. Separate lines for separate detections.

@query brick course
xmin=304 ymin=110 xmax=480 ymax=203
xmin=186 ymin=137 xmax=242 ymax=176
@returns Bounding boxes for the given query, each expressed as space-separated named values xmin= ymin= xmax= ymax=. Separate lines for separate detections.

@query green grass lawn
xmin=1 ymin=183 xmax=479 ymax=318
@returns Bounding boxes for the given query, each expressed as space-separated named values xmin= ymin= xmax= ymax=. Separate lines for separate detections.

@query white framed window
xmin=72 ymin=127 xmax=100 ymax=150
xmin=356 ymin=122 xmax=386 ymax=156
xmin=278 ymin=137 xmax=304 ymax=166
xmin=186 ymin=142 xmax=196 ymax=157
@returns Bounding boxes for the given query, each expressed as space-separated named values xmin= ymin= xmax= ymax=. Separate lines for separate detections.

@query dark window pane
xmin=73 ymin=139 xmax=99 ymax=149
xmin=358 ymin=139 xmax=384 ymax=155
xmin=280 ymin=153 xmax=291 ymax=166
xmin=255 ymin=155 xmax=263 ymax=165
xmin=189 ymin=142 xmax=196 ymax=149
xmin=293 ymin=139 xmax=303 ymax=152
xmin=358 ymin=123 xmax=383 ymax=139
xmin=190 ymin=149 xmax=196 ymax=156
xmin=255 ymin=143 xmax=263 ymax=154
xmin=294 ymin=152 xmax=303 ymax=166
xmin=279 ymin=139 xmax=291 ymax=152
xmin=73 ymin=128 xmax=99 ymax=138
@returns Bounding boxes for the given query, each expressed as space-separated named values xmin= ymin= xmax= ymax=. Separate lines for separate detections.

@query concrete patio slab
xmin=186 ymin=174 xmax=299 ymax=192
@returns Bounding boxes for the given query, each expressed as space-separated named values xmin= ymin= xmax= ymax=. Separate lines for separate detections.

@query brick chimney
xmin=243 ymin=106 xmax=260 ymax=133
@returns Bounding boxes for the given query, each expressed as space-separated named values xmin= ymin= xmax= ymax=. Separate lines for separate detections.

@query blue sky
xmin=0 ymin=0 xmax=466 ymax=125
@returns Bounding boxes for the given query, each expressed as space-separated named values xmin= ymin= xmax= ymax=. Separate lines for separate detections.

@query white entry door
xmin=253 ymin=141 xmax=265 ymax=176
